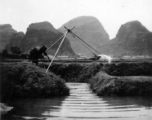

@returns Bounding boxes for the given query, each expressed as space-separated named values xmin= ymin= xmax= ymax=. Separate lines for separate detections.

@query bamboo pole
xmin=45 ymin=35 xmax=64 ymax=52
xmin=46 ymin=32 xmax=68 ymax=73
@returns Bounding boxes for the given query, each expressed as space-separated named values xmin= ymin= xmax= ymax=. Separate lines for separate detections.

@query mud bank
xmin=0 ymin=63 xmax=69 ymax=102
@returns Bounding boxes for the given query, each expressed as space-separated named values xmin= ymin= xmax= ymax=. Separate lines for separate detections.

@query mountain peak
xmin=58 ymin=16 xmax=109 ymax=56
xmin=68 ymin=16 xmax=100 ymax=24
xmin=0 ymin=24 xmax=16 ymax=33
xmin=27 ymin=21 xmax=57 ymax=33
xmin=120 ymin=20 xmax=149 ymax=33
xmin=60 ymin=16 xmax=105 ymax=31
xmin=116 ymin=20 xmax=149 ymax=40
xmin=0 ymin=24 xmax=12 ymax=28
xmin=0 ymin=24 xmax=17 ymax=51
xmin=109 ymin=20 xmax=152 ymax=56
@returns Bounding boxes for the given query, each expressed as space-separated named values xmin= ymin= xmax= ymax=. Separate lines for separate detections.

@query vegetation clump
xmin=40 ymin=62 xmax=103 ymax=82
xmin=104 ymin=62 xmax=152 ymax=76
xmin=0 ymin=63 xmax=69 ymax=102
xmin=89 ymin=72 xmax=152 ymax=96
xmin=40 ymin=62 xmax=152 ymax=97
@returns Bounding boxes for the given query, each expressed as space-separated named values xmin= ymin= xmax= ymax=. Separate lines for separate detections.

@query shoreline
xmin=1 ymin=61 xmax=152 ymax=101
xmin=89 ymin=72 xmax=152 ymax=96
xmin=39 ymin=61 xmax=152 ymax=96
xmin=1 ymin=61 xmax=152 ymax=114
xmin=0 ymin=63 xmax=70 ymax=103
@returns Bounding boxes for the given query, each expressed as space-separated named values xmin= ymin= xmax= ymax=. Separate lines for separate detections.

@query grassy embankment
xmin=90 ymin=62 xmax=152 ymax=96
xmin=39 ymin=62 xmax=103 ymax=82
xmin=90 ymin=72 xmax=152 ymax=96
xmin=1 ymin=61 xmax=152 ymax=101
xmin=0 ymin=63 xmax=69 ymax=102
xmin=40 ymin=62 xmax=152 ymax=96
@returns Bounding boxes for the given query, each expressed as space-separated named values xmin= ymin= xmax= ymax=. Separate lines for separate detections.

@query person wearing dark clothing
xmin=29 ymin=45 xmax=49 ymax=65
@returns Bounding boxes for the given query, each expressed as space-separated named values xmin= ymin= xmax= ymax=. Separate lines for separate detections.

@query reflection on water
xmin=2 ymin=83 xmax=152 ymax=120
xmin=102 ymin=96 xmax=152 ymax=109
xmin=2 ymin=97 xmax=67 ymax=120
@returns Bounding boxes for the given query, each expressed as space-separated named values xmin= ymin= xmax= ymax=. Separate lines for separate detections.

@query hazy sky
xmin=0 ymin=0 xmax=152 ymax=39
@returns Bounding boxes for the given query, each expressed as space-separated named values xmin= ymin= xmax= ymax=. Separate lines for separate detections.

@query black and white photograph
xmin=0 ymin=0 xmax=152 ymax=119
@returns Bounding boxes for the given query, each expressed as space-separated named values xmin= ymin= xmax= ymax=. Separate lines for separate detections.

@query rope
xmin=70 ymin=33 xmax=97 ymax=56
xmin=45 ymin=35 xmax=64 ymax=52
xmin=46 ymin=32 xmax=68 ymax=73
xmin=70 ymin=32 xmax=100 ymax=54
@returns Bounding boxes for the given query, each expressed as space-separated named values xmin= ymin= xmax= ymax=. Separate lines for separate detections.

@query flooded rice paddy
xmin=3 ymin=83 xmax=152 ymax=120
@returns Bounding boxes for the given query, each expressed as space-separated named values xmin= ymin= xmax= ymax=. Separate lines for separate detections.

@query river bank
xmin=1 ymin=61 xmax=152 ymax=116
xmin=0 ymin=63 xmax=69 ymax=103
xmin=40 ymin=61 xmax=152 ymax=96
xmin=89 ymin=72 xmax=152 ymax=96
xmin=2 ymin=83 xmax=152 ymax=120
xmin=1 ymin=61 xmax=152 ymax=100
xmin=39 ymin=62 xmax=103 ymax=82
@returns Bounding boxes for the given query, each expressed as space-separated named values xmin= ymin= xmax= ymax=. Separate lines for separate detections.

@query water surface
xmin=3 ymin=83 xmax=152 ymax=120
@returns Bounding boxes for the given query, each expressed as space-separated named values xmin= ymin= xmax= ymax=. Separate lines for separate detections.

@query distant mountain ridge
xmin=0 ymin=24 xmax=17 ymax=51
xmin=0 ymin=24 xmax=16 ymax=33
xmin=6 ymin=32 xmax=24 ymax=52
xmin=1 ymin=17 xmax=152 ymax=57
xmin=27 ymin=21 xmax=58 ymax=33
xmin=5 ymin=22 xmax=76 ymax=56
xmin=107 ymin=21 xmax=152 ymax=56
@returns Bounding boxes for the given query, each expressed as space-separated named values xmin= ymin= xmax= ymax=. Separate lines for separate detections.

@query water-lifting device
xmin=45 ymin=26 xmax=101 ymax=73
